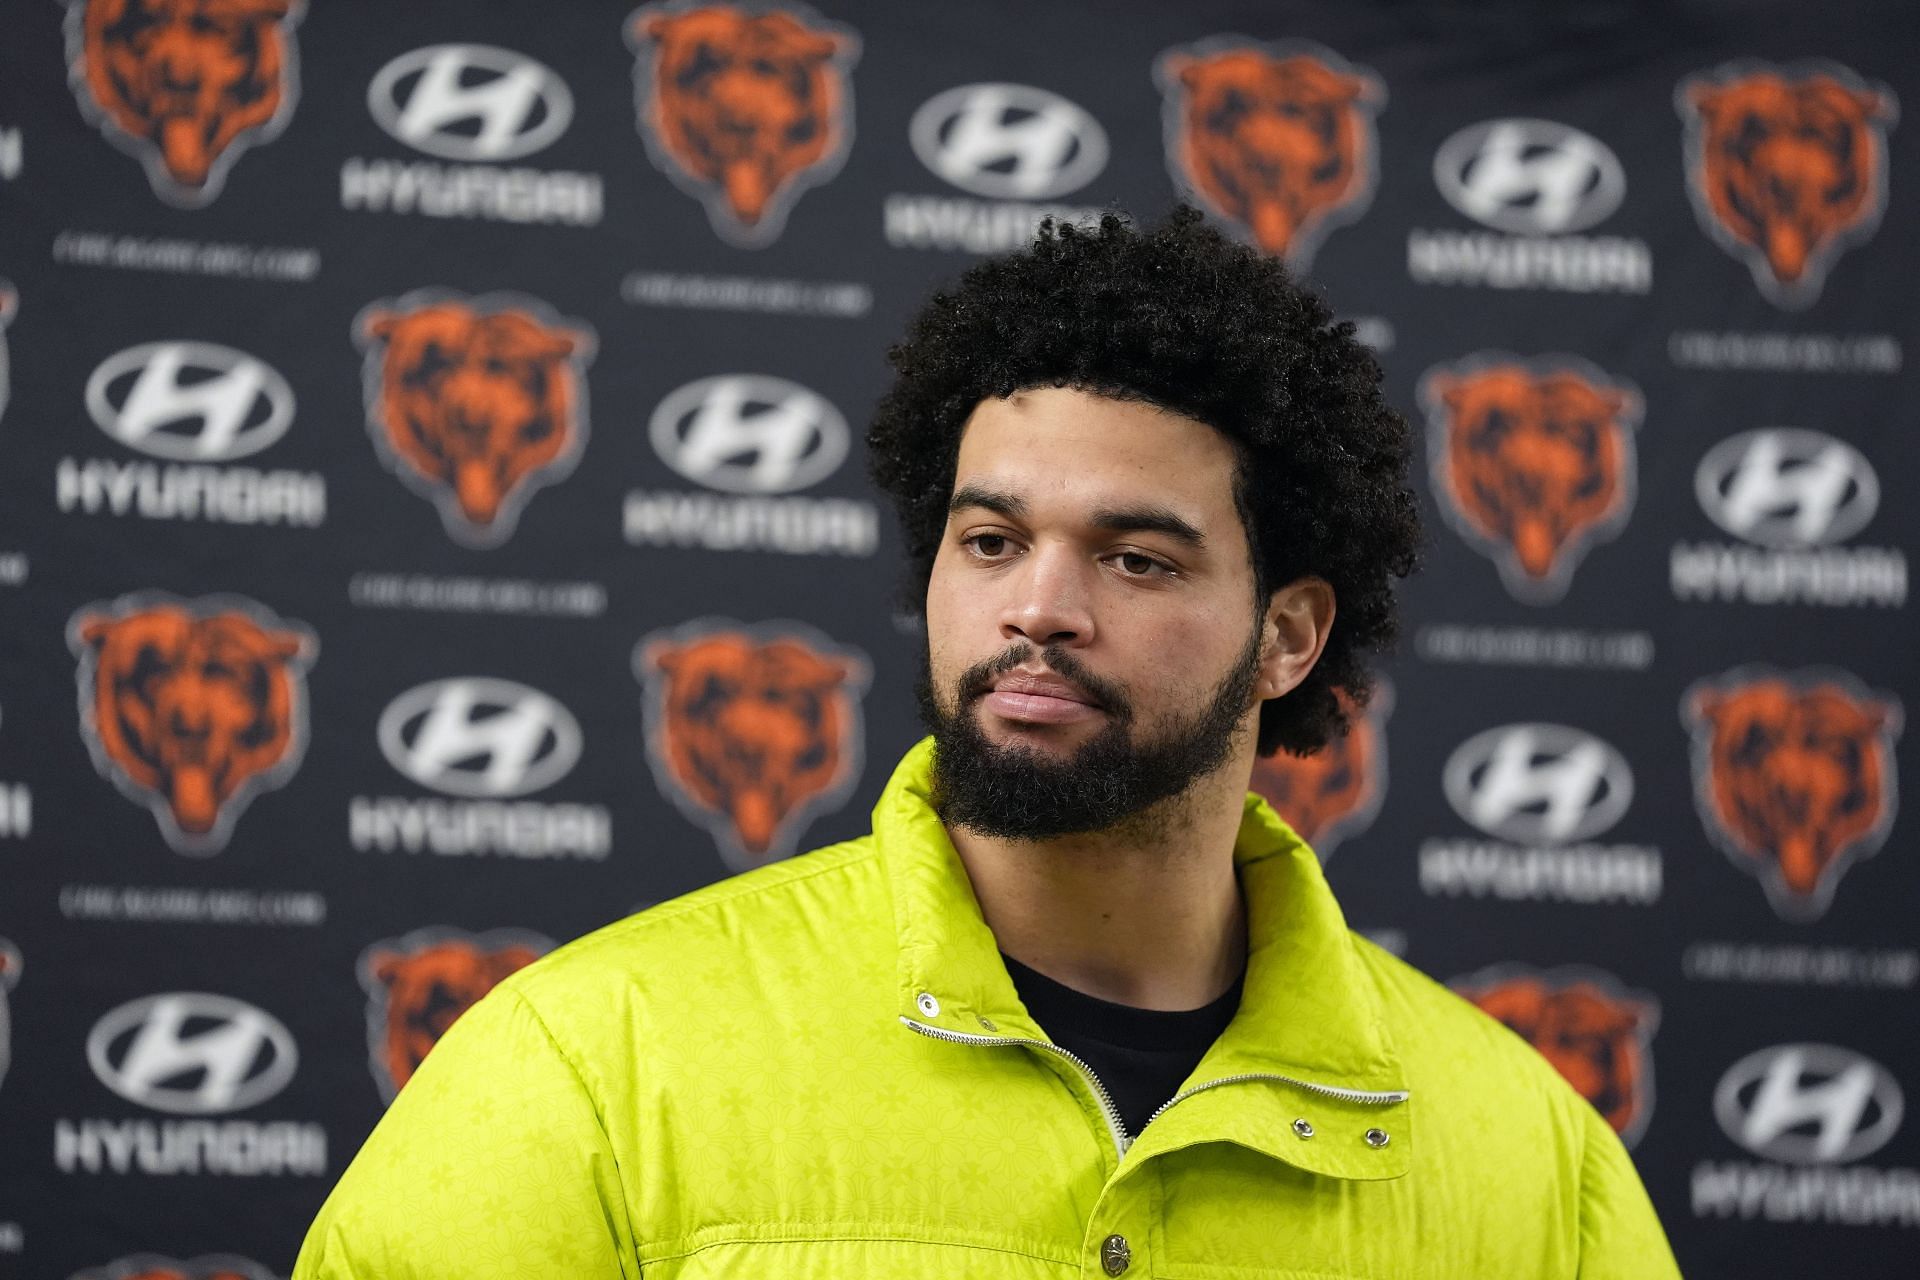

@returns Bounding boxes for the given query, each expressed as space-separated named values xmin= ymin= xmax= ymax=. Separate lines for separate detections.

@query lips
xmin=979 ymin=669 xmax=1104 ymax=726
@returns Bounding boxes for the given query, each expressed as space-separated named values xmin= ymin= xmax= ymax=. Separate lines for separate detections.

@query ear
xmin=1686 ymin=81 xmax=1725 ymax=121
xmin=1257 ymin=576 xmax=1335 ymax=702
xmin=367 ymin=950 xmax=404 ymax=988
xmin=359 ymin=309 xmax=397 ymax=344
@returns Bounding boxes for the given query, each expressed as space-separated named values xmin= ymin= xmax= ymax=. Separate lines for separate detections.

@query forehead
xmin=951 ymin=387 xmax=1242 ymax=520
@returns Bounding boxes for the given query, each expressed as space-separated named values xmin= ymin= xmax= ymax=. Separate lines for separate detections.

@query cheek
xmin=923 ymin=545 xmax=975 ymax=648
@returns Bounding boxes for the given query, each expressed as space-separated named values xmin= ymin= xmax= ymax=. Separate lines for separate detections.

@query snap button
xmin=915 ymin=992 xmax=940 ymax=1017
xmin=1291 ymin=1117 xmax=1315 ymax=1139
xmin=1365 ymin=1127 xmax=1390 ymax=1148
xmin=1100 ymin=1232 xmax=1131 ymax=1275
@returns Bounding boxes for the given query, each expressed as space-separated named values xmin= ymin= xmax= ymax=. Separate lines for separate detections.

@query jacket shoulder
xmin=518 ymin=836 xmax=879 ymax=992
xmin=491 ymin=838 xmax=890 ymax=1084
xmin=1349 ymin=932 xmax=1591 ymax=1115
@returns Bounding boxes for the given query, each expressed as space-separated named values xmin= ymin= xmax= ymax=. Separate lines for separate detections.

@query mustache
xmin=955 ymin=643 xmax=1131 ymax=717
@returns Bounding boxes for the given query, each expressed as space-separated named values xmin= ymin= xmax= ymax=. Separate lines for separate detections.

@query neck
xmin=947 ymin=756 xmax=1251 ymax=1012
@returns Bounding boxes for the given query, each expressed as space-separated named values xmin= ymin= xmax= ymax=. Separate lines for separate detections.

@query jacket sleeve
xmin=293 ymin=982 xmax=640 ymax=1279
xmin=1576 ymin=1103 xmax=1683 ymax=1280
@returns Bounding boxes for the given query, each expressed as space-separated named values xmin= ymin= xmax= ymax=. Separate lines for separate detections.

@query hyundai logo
xmin=649 ymin=374 xmax=849 ymax=495
xmin=85 ymin=341 xmax=295 ymax=463
xmin=378 ymin=677 xmax=582 ymax=798
xmin=910 ymin=82 xmax=1108 ymax=200
xmin=1443 ymin=723 xmax=1633 ymax=844
xmin=369 ymin=44 xmax=574 ymax=163
xmin=87 ymin=992 xmax=297 ymax=1116
xmin=1434 ymin=118 xmax=1625 ymax=235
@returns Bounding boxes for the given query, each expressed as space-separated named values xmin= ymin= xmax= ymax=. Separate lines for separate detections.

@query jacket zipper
xmin=1144 ymin=1072 xmax=1409 ymax=1129
xmin=901 ymin=1017 xmax=1411 ymax=1158
xmin=900 ymin=1016 xmax=1133 ymax=1158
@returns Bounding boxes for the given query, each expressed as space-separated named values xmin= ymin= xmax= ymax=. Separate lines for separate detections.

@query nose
xmin=999 ymin=542 xmax=1095 ymax=648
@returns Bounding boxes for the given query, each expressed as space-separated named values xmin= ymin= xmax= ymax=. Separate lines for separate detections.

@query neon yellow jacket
xmin=295 ymin=738 xmax=1682 ymax=1278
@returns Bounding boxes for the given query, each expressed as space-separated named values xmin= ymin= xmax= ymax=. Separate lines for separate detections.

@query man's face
xmin=920 ymin=386 xmax=1267 ymax=840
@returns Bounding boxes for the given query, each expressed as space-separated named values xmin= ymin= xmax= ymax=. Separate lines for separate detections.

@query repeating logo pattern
xmin=1684 ymin=667 xmax=1902 ymax=921
xmin=628 ymin=1 xmax=860 ymax=246
xmin=1156 ymin=37 xmax=1384 ymax=267
xmin=1677 ymin=60 xmax=1899 ymax=308
xmin=68 ymin=593 xmax=317 ymax=855
xmin=1420 ymin=355 xmax=1641 ymax=603
xmin=358 ymin=927 xmax=551 ymax=1102
xmin=354 ymin=290 xmax=596 ymax=547
xmin=1250 ymin=682 xmax=1391 ymax=859
xmin=64 ymin=0 xmax=305 ymax=206
xmin=1452 ymin=964 xmax=1659 ymax=1147
xmin=636 ymin=619 xmax=869 ymax=869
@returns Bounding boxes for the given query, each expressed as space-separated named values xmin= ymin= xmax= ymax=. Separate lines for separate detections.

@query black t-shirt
xmin=1000 ymin=950 xmax=1245 ymax=1140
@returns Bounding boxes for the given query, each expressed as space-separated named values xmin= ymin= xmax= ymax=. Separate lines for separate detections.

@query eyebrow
xmin=948 ymin=484 xmax=1028 ymax=520
xmin=1090 ymin=504 xmax=1207 ymax=548
xmin=949 ymin=485 xmax=1207 ymax=549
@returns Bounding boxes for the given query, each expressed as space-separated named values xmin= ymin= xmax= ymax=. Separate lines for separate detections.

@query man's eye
xmin=967 ymin=534 xmax=1009 ymax=557
xmin=1116 ymin=552 xmax=1165 ymax=577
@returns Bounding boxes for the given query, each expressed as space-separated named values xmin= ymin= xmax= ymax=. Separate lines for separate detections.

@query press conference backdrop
xmin=0 ymin=0 xmax=1914 ymax=1274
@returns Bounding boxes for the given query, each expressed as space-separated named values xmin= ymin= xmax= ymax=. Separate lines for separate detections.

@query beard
xmin=915 ymin=622 xmax=1263 ymax=841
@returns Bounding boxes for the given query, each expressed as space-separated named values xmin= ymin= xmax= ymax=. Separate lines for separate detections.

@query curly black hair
xmin=867 ymin=205 xmax=1421 ymax=757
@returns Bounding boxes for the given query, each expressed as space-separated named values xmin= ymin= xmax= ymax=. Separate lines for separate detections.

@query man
xmin=295 ymin=208 xmax=1682 ymax=1277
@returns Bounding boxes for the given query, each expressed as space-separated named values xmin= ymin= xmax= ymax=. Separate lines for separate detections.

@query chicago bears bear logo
xmin=1684 ymin=667 xmax=1901 ymax=921
xmin=69 ymin=1253 xmax=279 ymax=1280
xmin=68 ymin=593 xmax=316 ymax=855
xmin=1420 ymin=355 xmax=1640 ymax=604
xmin=355 ymin=291 xmax=596 ymax=548
xmin=628 ymin=1 xmax=860 ymax=247
xmin=64 ymin=0 xmax=304 ymax=207
xmin=1452 ymin=965 xmax=1658 ymax=1147
xmin=1678 ymin=61 xmax=1898 ymax=308
xmin=359 ymin=927 xmax=551 ymax=1102
xmin=1155 ymin=38 xmax=1385 ymax=268
xmin=1250 ymin=680 xmax=1391 ymax=861
xmin=636 ymin=620 xmax=869 ymax=869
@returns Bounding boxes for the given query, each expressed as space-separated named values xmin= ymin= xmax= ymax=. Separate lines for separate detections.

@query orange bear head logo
xmin=1685 ymin=668 xmax=1901 ymax=921
xmin=355 ymin=293 xmax=596 ymax=547
xmin=628 ymin=2 xmax=860 ymax=247
xmin=1421 ymin=356 xmax=1640 ymax=604
xmin=1156 ymin=38 xmax=1384 ymax=268
xmin=1678 ymin=61 xmax=1898 ymax=308
xmin=1250 ymin=681 xmax=1391 ymax=860
xmin=68 ymin=594 xmax=316 ymax=855
xmin=72 ymin=1254 xmax=278 ymax=1280
xmin=359 ymin=928 xmax=550 ymax=1102
xmin=1454 ymin=966 xmax=1658 ymax=1147
xmin=637 ymin=621 xmax=869 ymax=869
xmin=65 ymin=0 xmax=304 ymax=206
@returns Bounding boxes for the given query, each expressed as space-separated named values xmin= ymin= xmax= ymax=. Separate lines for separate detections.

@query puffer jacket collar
xmin=876 ymin=737 xmax=1413 ymax=1182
